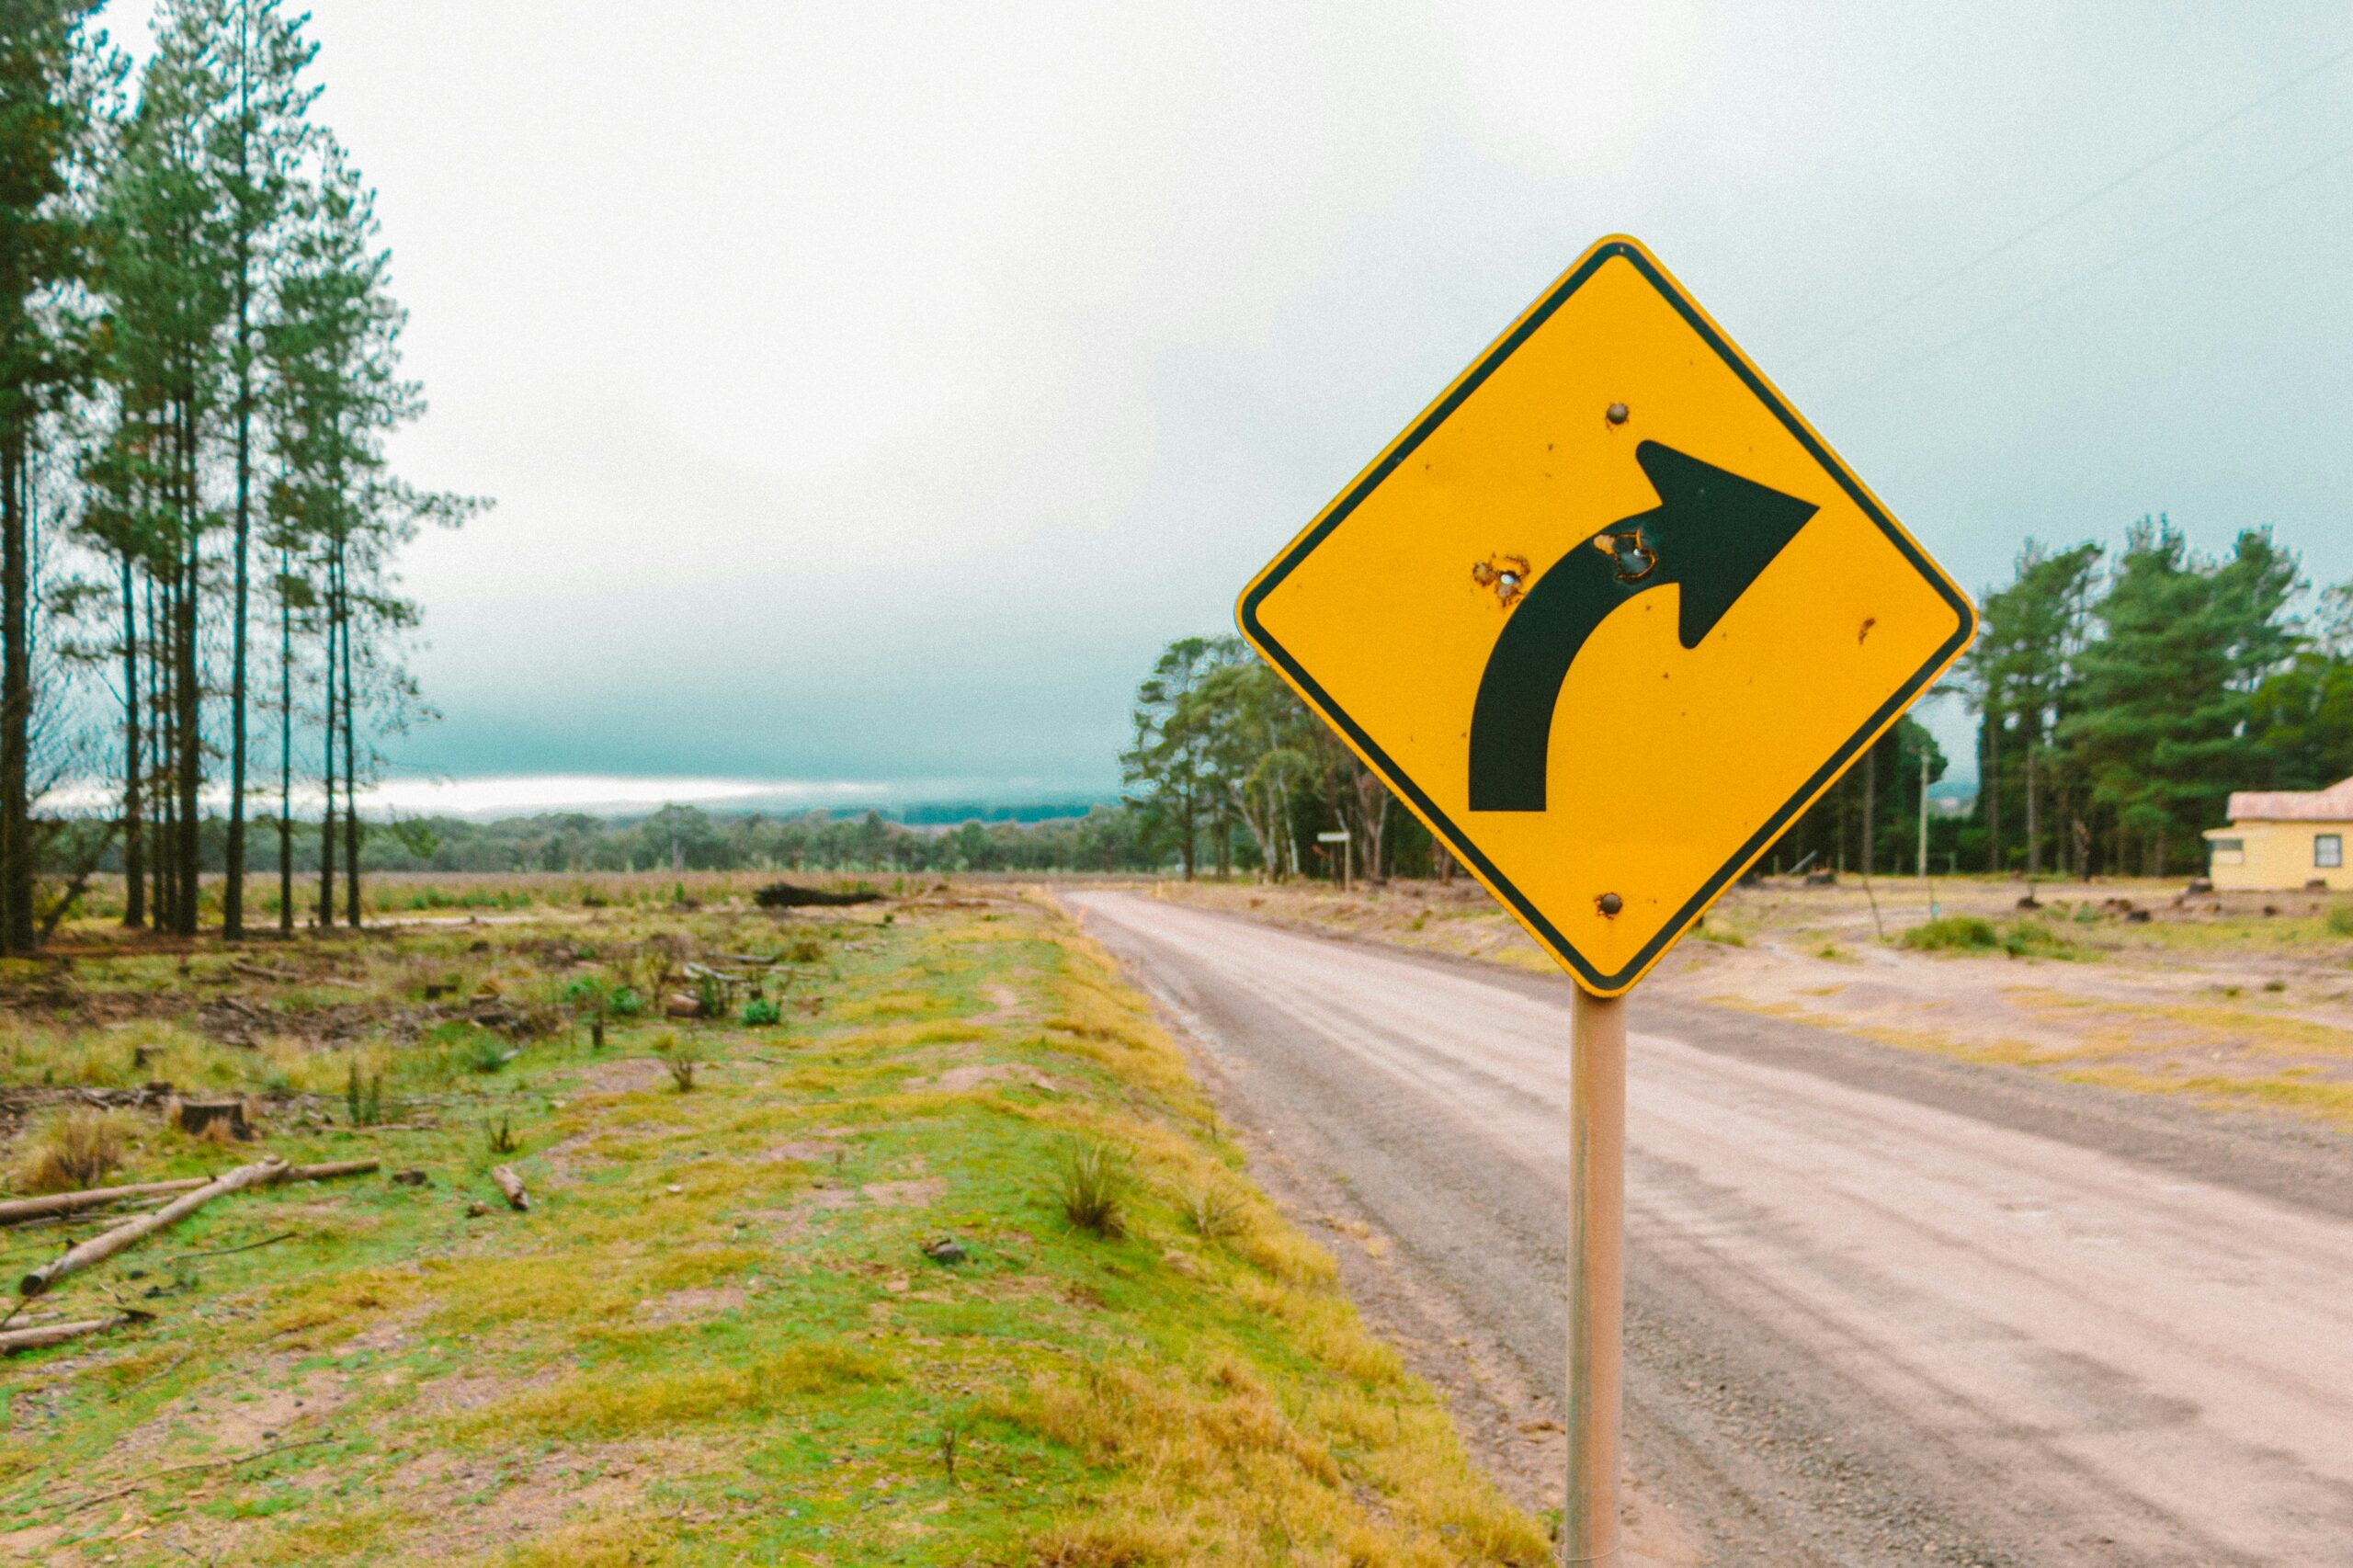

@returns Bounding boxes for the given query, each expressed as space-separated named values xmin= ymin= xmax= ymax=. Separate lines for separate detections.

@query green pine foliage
xmin=1958 ymin=518 xmax=2334 ymax=879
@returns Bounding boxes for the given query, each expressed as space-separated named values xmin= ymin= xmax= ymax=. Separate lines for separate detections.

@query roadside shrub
xmin=2327 ymin=903 xmax=2353 ymax=937
xmin=11 ymin=1108 xmax=128 ymax=1193
xmin=1901 ymin=915 xmax=2075 ymax=959
xmin=2001 ymin=921 xmax=2076 ymax=960
xmin=608 ymin=986 xmax=644 ymax=1017
xmin=1901 ymin=915 xmax=1999 ymax=952
xmin=1055 ymin=1139 xmax=1133 ymax=1238
xmin=742 ymin=997 xmax=781 ymax=1027
xmin=562 ymin=975 xmax=613 ymax=1011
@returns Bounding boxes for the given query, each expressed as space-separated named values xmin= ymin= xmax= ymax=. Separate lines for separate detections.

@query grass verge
xmin=0 ymin=887 xmax=1544 ymax=1566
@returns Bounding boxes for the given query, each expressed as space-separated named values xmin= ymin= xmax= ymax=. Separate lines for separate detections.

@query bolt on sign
xmin=1236 ymin=234 xmax=1975 ymax=995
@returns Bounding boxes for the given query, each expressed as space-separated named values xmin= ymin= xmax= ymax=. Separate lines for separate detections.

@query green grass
xmin=0 ymin=891 xmax=1543 ymax=1566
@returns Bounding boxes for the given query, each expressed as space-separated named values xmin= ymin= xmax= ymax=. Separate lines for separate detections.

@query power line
xmin=1813 ymin=133 xmax=2353 ymax=412
xmin=1793 ymin=34 xmax=2353 ymax=371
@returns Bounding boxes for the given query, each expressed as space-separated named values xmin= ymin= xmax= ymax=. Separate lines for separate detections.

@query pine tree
xmin=0 ymin=0 xmax=113 ymax=952
xmin=263 ymin=143 xmax=467 ymax=925
xmin=197 ymin=0 xmax=315 ymax=937
xmin=2063 ymin=520 xmax=2300 ymax=874
xmin=95 ymin=6 xmax=236 ymax=935
xmin=1964 ymin=540 xmax=2101 ymax=874
xmin=2250 ymin=584 xmax=2353 ymax=791
xmin=1121 ymin=637 xmax=1234 ymax=879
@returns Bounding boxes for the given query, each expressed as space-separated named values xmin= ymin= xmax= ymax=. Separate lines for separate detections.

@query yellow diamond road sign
xmin=1236 ymin=234 xmax=1976 ymax=996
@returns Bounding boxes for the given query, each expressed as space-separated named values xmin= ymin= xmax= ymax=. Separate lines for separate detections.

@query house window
xmin=2211 ymin=838 xmax=2245 ymax=866
xmin=2319 ymin=835 xmax=2345 ymax=869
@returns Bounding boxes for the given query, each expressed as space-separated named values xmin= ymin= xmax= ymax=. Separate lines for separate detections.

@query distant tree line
xmin=1 ymin=0 xmax=472 ymax=950
xmin=90 ymin=802 xmax=1162 ymax=877
xmin=1120 ymin=635 xmax=1447 ymax=883
xmin=384 ymin=805 xmax=1156 ymax=876
xmin=1120 ymin=634 xmax=1949 ymax=884
xmin=1964 ymin=519 xmax=2349 ymax=878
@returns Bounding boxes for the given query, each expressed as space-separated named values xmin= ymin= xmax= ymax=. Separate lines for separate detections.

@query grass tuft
xmin=1056 ymin=1138 xmax=1134 ymax=1238
xmin=1178 ymin=1179 xmax=1245 ymax=1241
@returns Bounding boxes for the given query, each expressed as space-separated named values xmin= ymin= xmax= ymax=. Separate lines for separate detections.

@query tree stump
xmin=172 ymin=1099 xmax=249 ymax=1140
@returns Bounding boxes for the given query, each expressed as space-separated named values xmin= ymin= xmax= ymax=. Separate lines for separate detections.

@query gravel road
xmin=1070 ymin=890 xmax=2353 ymax=1567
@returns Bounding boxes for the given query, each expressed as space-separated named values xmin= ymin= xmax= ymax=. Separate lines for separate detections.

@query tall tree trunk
xmin=119 ymin=553 xmax=143 ymax=927
xmin=224 ymin=348 xmax=250 ymax=937
xmin=146 ymin=575 xmax=167 ymax=926
xmin=224 ymin=63 xmax=256 ymax=940
xmin=0 ymin=437 xmax=31 ymax=954
xmin=317 ymin=572 xmax=335 ymax=927
xmin=337 ymin=552 xmax=358 ymax=926
xmin=172 ymin=401 xmax=200 ymax=936
xmin=277 ymin=544 xmax=291 ymax=932
xmin=174 ymin=538 xmax=199 ymax=935
xmin=2024 ymin=740 xmax=2040 ymax=879
xmin=1177 ymin=787 xmax=1194 ymax=881
xmin=1984 ymin=717 xmax=2001 ymax=873
xmin=1860 ymin=745 xmax=1876 ymax=879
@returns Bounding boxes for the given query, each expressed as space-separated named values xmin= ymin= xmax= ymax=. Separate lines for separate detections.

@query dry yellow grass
xmin=7 ymin=1108 xmax=130 ymax=1193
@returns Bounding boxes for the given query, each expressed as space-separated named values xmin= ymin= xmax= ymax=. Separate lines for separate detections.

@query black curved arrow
xmin=1467 ymin=441 xmax=1820 ymax=812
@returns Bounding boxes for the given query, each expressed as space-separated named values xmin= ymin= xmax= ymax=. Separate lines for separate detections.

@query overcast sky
xmin=111 ymin=1 xmax=2353 ymax=803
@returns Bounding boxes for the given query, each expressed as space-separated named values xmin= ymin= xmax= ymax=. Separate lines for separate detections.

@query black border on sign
xmin=1234 ymin=238 xmax=1977 ymax=995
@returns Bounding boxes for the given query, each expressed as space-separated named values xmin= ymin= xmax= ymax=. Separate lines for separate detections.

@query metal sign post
xmin=1565 ymin=988 xmax=1626 ymax=1563
xmin=1315 ymin=828 xmax=1352 ymax=892
xmin=1232 ymin=233 xmax=1972 ymax=1566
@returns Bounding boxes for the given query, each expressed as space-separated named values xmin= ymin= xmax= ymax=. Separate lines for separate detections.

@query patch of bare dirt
xmin=632 ymin=1285 xmax=747 ymax=1324
xmin=759 ymin=1129 xmax=852 ymax=1164
xmin=344 ymin=1304 xmax=427 ymax=1354
xmin=574 ymin=1057 xmax=670 ymax=1094
xmin=408 ymin=1364 xmax=563 ymax=1418
xmin=733 ymin=1175 xmax=942 ymax=1237
xmin=860 ymin=1176 xmax=944 ymax=1206
xmin=385 ymin=1437 xmax=714 ymax=1559
xmin=906 ymin=1062 xmax=1057 ymax=1095
xmin=114 ymin=1356 xmax=347 ymax=1465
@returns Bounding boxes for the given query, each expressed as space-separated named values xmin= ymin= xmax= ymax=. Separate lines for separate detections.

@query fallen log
xmin=229 ymin=960 xmax=302 ymax=983
xmin=17 ymin=1158 xmax=378 ymax=1298
xmin=491 ymin=1165 xmax=529 ymax=1211
xmin=0 ymin=1309 xmax=152 ymax=1356
xmin=0 ymin=1177 xmax=208 ymax=1225
xmin=753 ymin=881 xmax=881 ymax=908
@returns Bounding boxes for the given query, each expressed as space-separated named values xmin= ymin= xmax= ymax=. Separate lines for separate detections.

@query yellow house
xmin=2203 ymin=777 xmax=2353 ymax=891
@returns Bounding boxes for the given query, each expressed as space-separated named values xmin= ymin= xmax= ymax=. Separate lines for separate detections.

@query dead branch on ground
xmin=17 ymin=1159 xmax=377 ymax=1297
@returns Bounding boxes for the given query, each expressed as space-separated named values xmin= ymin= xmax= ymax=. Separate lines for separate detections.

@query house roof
xmin=2226 ymin=777 xmax=2353 ymax=823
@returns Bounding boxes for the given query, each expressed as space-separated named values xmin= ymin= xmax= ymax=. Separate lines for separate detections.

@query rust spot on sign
xmin=1472 ymin=554 xmax=1532 ymax=609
